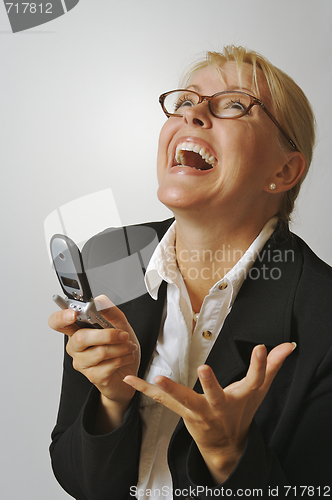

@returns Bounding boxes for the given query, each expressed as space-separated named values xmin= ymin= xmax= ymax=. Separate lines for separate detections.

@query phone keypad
xmin=96 ymin=315 xmax=113 ymax=328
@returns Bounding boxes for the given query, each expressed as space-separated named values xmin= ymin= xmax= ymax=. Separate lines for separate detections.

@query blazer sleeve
xmin=186 ymin=343 xmax=332 ymax=498
xmin=187 ymin=420 xmax=287 ymax=496
xmin=185 ymin=314 xmax=332 ymax=498
xmin=50 ymin=338 xmax=142 ymax=500
xmin=49 ymin=221 xmax=169 ymax=500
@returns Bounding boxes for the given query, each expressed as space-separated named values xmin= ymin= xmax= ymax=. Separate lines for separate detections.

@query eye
xmin=212 ymin=93 xmax=252 ymax=118
xmin=224 ymin=98 xmax=247 ymax=112
xmin=174 ymin=93 xmax=196 ymax=111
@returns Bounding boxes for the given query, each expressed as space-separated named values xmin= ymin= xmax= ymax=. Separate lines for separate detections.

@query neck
xmin=174 ymin=210 xmax=274 ymax=312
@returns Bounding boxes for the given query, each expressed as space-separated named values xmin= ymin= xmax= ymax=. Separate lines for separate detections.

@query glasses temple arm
xmin=260 ymin=103 xmax=297 ymax=150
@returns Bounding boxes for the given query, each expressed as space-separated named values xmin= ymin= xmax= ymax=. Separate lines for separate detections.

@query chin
xmin=157 ymin=184 xmax=205 ymax=212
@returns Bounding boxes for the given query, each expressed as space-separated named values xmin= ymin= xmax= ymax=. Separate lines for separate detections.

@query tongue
xmin=181 ymin=151 xmax=212 ymax=170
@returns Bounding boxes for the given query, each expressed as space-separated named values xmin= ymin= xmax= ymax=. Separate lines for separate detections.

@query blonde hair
xmin=182 ymin=46 xmax=316 ymax=225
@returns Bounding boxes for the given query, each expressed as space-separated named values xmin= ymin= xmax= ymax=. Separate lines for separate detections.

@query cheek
xmin=157 ymin=122 xmax=168 ymax=162
xmin=225 ymin=122 xmax=275 ymax=165
xmin=157 ymin=119 xmax=178 ymax=175
xmin=156 ymin=133 xmax=166 ymax=183
xmin=219 ymin=125 xmax=274 ymax=186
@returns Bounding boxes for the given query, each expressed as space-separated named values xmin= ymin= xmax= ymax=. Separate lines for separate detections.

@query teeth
xmin=175 ymin=141 xmax=216 ymax=167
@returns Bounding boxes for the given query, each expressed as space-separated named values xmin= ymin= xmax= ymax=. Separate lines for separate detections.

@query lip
xmin=171 ymin=136 xmax=218 ymax=170
xmin=170 ymin=165 xmax=214 ymax=176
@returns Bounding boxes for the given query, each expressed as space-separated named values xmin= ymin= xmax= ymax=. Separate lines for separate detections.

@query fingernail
xmin=199 ymin=367 xmax=211 ymax=380
xmin=256 ymin=344 xmax=267 ymax=359
xmin=63 ymin=310 xmax=75 ymax=322
xmin=291 ymin=342 xmax=297 ymax=350
xmin=123 ymin=376 xmax=134 ymax=387
xmin=94 ymin=295 xmax=115 ymax=311
xmin=131 ymin=343 xmax=138 ymax=352
xmin=154 ymin=376 xmax=166 ymax=388
xmin=118 ymin=331 xmax=129 ymax=342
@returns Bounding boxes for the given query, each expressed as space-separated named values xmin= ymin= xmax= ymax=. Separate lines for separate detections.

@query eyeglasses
xmin=159 ymin=89 xmax=297 ymax=150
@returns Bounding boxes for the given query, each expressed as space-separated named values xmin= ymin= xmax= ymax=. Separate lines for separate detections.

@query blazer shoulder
xmin=82 ymin=218 xmax=174 ymax=255
xmin=80 ymin=219 xmax=173 ymax=307
xmin=81 ymin=218 xmax=174 ymax=265
xmin=292 ymin=232 xmax=332 ymax=286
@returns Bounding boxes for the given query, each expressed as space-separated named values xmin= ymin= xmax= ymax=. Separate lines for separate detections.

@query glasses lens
xmin=211 ymin=92 xmax=251 ymax=118
xmin=163 ymin=90 xmax=200 ymax=116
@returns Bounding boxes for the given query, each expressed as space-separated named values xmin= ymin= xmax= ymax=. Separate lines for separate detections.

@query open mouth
xmin=173 ymin=142 xmax=216 ymax=171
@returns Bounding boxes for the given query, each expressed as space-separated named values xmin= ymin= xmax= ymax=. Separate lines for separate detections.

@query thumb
xmin=94 ymin=295 xmax=134 ymax=336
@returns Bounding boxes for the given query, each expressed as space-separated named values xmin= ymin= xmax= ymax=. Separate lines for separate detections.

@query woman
xmin=49 ymin=46 xmax=332 ymax=500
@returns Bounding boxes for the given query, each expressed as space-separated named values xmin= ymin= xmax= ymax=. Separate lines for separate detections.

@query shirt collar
xmin=144 ymin=217 xmax=278 ymax=301
xmin=144 ymin=222 xmax=178 ymax=299
xmin=225 ymin=217 xmax=278 ymax=304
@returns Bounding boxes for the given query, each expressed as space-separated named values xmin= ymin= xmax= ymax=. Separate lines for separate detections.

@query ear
xmin=265 ymin=152 xmax=306 ymax=193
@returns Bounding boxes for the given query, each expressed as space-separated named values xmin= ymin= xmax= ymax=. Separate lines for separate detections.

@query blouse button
xmin=193 ymin=312 xmax=199 ymax=322
xmin=219 ymin=282 xmax=228 ymax=290
xmin=202 ymin=330 xmax=212 ymax=340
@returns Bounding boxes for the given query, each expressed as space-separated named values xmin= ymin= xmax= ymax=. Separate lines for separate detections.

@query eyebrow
xmin=187 ymin=84 xmax=255 ymax=95
xmin=187 ymin=84 xmax=200 ymax=91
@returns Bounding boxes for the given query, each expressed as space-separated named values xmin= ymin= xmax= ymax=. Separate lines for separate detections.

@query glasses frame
xmin=159 ymin=89 xmax=297 ymax=150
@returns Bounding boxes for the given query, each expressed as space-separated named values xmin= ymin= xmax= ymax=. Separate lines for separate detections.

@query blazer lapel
xmin=194 ymin=317 xmax=247 ymax=393
xmin=120 ymin=281 xmax=167 ymax=378
xmin=227 ymin=228 xmax=303 ymax=348
xmin=187 ymin=227 xmax=303 ymax=401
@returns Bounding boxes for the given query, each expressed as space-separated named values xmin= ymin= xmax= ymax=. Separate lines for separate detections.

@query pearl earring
xmin=269 ymin=183 xmax=276 ymax=190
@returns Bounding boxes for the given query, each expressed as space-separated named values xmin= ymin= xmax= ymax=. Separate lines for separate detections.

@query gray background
xmin=0 ymin=1 xmax=331 ymax=498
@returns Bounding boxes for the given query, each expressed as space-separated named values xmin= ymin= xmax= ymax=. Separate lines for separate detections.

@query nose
xmin=182 ymin=101 xmax=212 ymax=128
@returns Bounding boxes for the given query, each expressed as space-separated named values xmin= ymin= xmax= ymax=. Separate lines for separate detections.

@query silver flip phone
xmin=50 ymin=234 xmax=114 ymax=329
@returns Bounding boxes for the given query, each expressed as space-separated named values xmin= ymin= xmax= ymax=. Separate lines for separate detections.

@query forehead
xmin=188 ymin=62 xmax=270 ymax=101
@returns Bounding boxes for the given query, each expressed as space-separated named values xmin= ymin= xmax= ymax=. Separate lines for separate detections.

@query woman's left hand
xmin=123 ymin=342 xmax=295 ymax=484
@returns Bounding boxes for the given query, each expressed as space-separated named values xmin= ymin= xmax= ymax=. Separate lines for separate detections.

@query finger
xmin=123 ymin=375 xmax=188 ymax=417
xmin=48 ymin=309 xmax=79 ymax=336
xmin=154 ymin=375 xmax=205 ymax=414
xmin=94 ymin=295 xmax=134 ymax=334
xmin=264 ymin=342 xmax=296 ymax=388
xmin=197 ymin=365 xmax=226 ymax=407
xmin=84 ymin=354 xmax=137 ymax=385
xmin=225 ymin=345 xmax=268 ymax=400
xmin=73 ymin=344 xmax=137 ymax=371
xmin=71 ymin=339 xmax=137 ymax=367
xmin=244 ymin=344 xmax=268 ymax=391
xmin=69 ymin=328 xmax=131 ymax=353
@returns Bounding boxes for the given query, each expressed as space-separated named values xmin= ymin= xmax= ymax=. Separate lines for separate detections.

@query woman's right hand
xmin=48 ymin=295 xmax=141 ymax=412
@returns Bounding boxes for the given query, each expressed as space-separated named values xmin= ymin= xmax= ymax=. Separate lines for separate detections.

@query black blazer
xmin=50 ymin=219 xmax=332 ymax=500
